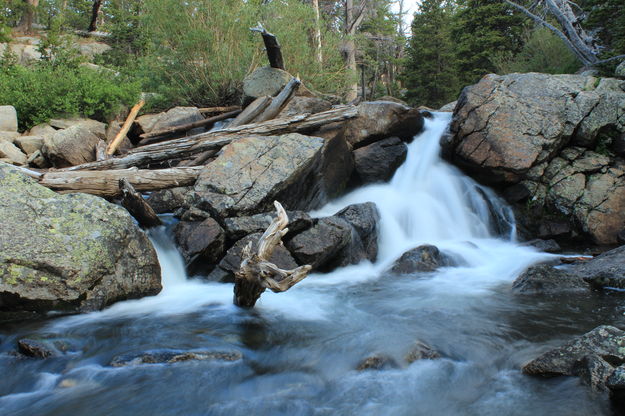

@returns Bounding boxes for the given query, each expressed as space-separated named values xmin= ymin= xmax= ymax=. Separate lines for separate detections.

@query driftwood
xmin=61 ymin=106 xmax=359 ymax=171
xmin=39 ymin=166 xmax=202 ymax=197
xmin=228 ymin=96 xmax=272 ymax=128
xmin=251 ymin=23 xmax=285 ymax=70
xmin=199 ymin=106 xmax=241 ymax=115
xmin=138 ymin=109 xmax=242 ymax=143
xmin=118 ymin=178 xmax=162 ymax=228
xmin=107 ymin=100 xmax=145 ymax=156
xmin=234 ymin=201 xmax=312 ymax=308
xmin=254 ymin=77 xmax=301 ymax=123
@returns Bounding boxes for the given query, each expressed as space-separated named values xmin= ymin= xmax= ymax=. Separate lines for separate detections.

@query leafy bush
xmin=0 ymin=60 xmax=140 ymax=130
xmin=492 ymin=27 xmax=581 ymax=75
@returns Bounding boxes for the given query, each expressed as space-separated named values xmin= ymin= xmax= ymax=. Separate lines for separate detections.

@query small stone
xmin=356 ymin=354 xmax=398 ymax=371
xmin=18 ymin=339 xmax=55 ymax=359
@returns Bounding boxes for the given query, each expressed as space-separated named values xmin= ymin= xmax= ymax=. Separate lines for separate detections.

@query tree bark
xmin=118 ymin=178 xmax=162 ymax=228
xmin=88 ymin=0 xmax=103 ymax=32
xmin=39 ymin=167 xmax=203 ymax=197
xmin=234 ymin=201 xmax=312 ymax=308
xmin=18 ymin=0 xmax=39 ymax=34
xmin=251 ymin=23 xmax=285 ymax=70
xmin=61 ymin=106 xmax=359 ymax=171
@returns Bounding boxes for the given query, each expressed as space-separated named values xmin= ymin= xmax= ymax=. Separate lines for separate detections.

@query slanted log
xmin=253 ymin=77 xmax=301 ymax=123
xmin=138 ymin=109 xmax=242 ymax=143
xmin=119 ymin=178 xmax=162 ymax=228
xmin=229 ymin=96 xmax=272 ymax=128
xmin=39 ymin=166 xmax=202 ymax=197
xmin=106 ymin=100 xmax=145 ymax=156
xmin=251 ymin=23 xmax=284 ymax=70
xmin=234 ymin=201 xmax=311 ymax=308
xmin=61 ymin=106 xmax=359 ymax=171
xmin=199 ymin=106 xmax=241 ymax=115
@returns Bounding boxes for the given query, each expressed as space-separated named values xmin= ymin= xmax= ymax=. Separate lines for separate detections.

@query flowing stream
xmin=2 ymin=113 xmax=625 ymax=415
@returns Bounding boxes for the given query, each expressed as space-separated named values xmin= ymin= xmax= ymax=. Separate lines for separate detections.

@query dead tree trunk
xmin=234 ymin=201 xmax=312 ymax=308
xmin=344 ymin=0 xmax=367 ymax=102
xmin=311 ymin=0 xmax=323 ymax=65
xmin=88 ymin=0 xmax=103 ymax=32
xmin=118 ymin=178 xmax=162 ymax=228
xmin=251 ymin=23 xmax=285 ymax=70
xmin=18 ymin=0 xmax=39 ymax=34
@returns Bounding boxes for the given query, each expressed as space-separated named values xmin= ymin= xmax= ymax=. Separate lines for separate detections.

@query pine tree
xmin=402 ymin=0 xmax=458 ymax=108
xmin=452 ymin=0 xmax=524 ymax=86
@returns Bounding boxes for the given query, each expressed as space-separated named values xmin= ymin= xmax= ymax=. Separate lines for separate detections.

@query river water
xmin=2 ymin=113 xmax=625 ymax=415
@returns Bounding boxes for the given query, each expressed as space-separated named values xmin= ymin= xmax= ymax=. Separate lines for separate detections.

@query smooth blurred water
xmin=1 ymin=113 xmax=622 ymax=416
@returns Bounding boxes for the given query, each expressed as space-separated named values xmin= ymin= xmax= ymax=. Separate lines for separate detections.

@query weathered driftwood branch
xmin=138 ymin=109 xmax=242 ymax=143
xmin=251 ymin=23 xmax=285 ymax=70
xmin=199 ymin=106 xmax=241 ymax=115
xmin=39 ymin=166 xmax=202 ymax=197
xmin=254 ymin=77 xmax=301 ymax=123
xmin=228 ymin=96 xmax=272 ymax=128
xmin=106 ymin=99 xmax=145 ymax=156
xmin=234 ymin=201 xmax=312 ymax=308
xmin=119 ymin=178 xmax=162 ymax=228
xmin=61 ymin=106 xmax=358 ymax=171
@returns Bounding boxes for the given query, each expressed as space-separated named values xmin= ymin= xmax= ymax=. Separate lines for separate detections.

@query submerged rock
xmin=405 ymin=340 xmax=441 ymax=363
xmin=356 ymin=354 xmax=399 ymax=371
xmin=391 ymin=245 xmax=453 ymax=274
xmin=0 ymin=163 xmax=161 ymax=317
xmin=512 ymin=264 xmax=590 ymax=294
xmin=110 ymin=349 xmax=242 ymax=367
xmin=18 ymin=339 xmax=56 ymax=359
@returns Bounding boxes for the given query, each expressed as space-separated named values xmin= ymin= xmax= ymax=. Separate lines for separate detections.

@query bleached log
xmin=253 ymin=77 xmax=301 ymax=123
xmin=228 ymin=96 xmax=272 ymax=128
xmin=106 ymin=100 xmax=145 ymax=156
xmin=39 ymin=166 xmax=202 ymax=197
xmin=119 ymin=178 xmax=162 ymax=228
xmin=234 ymin=201 xmax=312 ymax=308
xmin=138 ymin=109 xmax=242 ymax=143
xmin=61 ymin=106 xmax=359 ymax=171
xmin=199 ymin=106 xmax=241 ymax=115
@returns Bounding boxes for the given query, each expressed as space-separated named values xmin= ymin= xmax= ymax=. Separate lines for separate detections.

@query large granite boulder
xmin=0 ymin=140 xmax=27 ymax=165
xmin=243 ymin=67 xmax=293 ymax=100
xmin=449 ymin=73 xmax=625 ymax=244
xmin=278 ymin=96 xmax=332 ymax=118
xmin=0 ymin=163 xmax=161 ymax=318
xmin=173 ymin=218 xmax=225 ymax=273
xmin=42 ymin=120 xmax=106 ymax=167
xmin=191 ymin=132 xmax=352 ymax=219
xmin=14 ymin=136 xmax=44 ymax=156
xmin=353 ymin=136 xmax=407 ymax=184
xmin=0 ymin=106 xmax=18 ymax=132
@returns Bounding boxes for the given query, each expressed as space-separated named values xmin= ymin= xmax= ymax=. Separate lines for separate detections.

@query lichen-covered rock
xmin=512 ymin=264 xmax=590 ymax=294
xmin=42 ymin=120 xmax=106 ymax=167
xmin=192 ymin=134 xmax=328 ymax=218
xmin=616 ymin=60 xmax=625 ymax=78
xmin=0 ymin=163 xmax=161 ymax=317
xmin=450 ymin=73 xmax=625 ymax=244
xmin=523 ymin=326 xmax=625 ymax=392
xmin=353 ymin=136 xmax=407 ymax=184
xmin=391 ymin=245 xmax=453 ymax=274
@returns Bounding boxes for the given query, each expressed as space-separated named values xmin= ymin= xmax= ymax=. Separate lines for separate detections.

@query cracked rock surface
xmin=449 ymin=73 xmax=625 ymax=244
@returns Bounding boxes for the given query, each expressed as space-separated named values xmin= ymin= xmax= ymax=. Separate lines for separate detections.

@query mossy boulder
xmin=0 ymin=163 xmax=161 ymax=319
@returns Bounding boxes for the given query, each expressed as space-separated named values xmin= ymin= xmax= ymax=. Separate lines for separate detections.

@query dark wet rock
xmin=219 ymin=233 xmax=298 ymax=276
xmin=618 ymin=229 xmax=625 ymax=245
xmin=286 ymin=217 xmax=352 ymax=270
xmin=523 ymin=325 xmax=625 ymax=380
xmin=574 ymin=245 xmax=625 ymax=289
xmin=173 ymin=218 xmax=225 ymax=271
xmin=523 ymin=239 xmax=561 ymax=253
xmin=512 ymin=265 xmax=590 ymax=294
xmin=146 ymin=187 xmax=191 ymax=214
xmin=109 ymin=349 xmax=242 ymax=367
xmin=335 ymin=202 xmax=380 ymax=263
xmin=576 ymin=354 xmax=615 ymax=392
xmin=353 ymin=137 xmax=407 ymax=184
xmin=343 ymin=101 xmax=423 ymax=149
xmin=391 ymin=245 xmax=454 ymax=274
xmin=205 ymin=266 xmax=234 ymax=283
xmin=18 ymin=339 xmax=55 ymax=358
xmin=356 ymin=354 xmax=399 ymax=371
xmin=223 ymin=211 xmax=312 ymax=242
xmin=405 ymin=340 xmax=441 ymax=363
xmin=0 ymin=163 xmax=161 ymax=316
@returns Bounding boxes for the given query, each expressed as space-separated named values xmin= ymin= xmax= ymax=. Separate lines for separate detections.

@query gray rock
xmin=173 ymin=218 xmax=225 ymax=271
xmin=42 ymin=121 xmax=106 ymax=167
xmin=353 ymin=136 xmax=407 ymax=184
xmin=356 ymin=354 xmax=399 ymax=371
xmin=574 ymin=245 xmax=625 ymax=289
xmin=219 ymin=232 xmax=298 ymax=275
xmin=438 ymin=101 xmax=457 ymax=112
xmin=146 ymin=187 xmax=191 ymax=214
xmin=0 ymin=163 xmax=161 ymax=316
xmin=335 ymin=202 xmax=380 ymax=263
xmin=0 ymin=140 xmax=27 ymax=165
xmin=391 ymin=245 xmax=453 ymax=274
xmin=0 ymin=106 xmax=18 ymax=132
xmin=14 ymin=136 xmax=44 ymax=156
xmin=616 ymin=61 xmax=625 ymax=78
xmin=110 ymin=349 xmax=242 ymax=367
xmin=78 ymin=42 xmax=111 ymax=59
xmin=27 ymin=123 xmax=57 ymax=139
xmin=151 ymin=107 xmax=204 ymax=133
xmin=286 ymin=217 xmax=352 ymax=270
xmin=224 ymin=211 xmax=312 ymax=242
xmin=512 ymin=264 xmax=590 ymax=294
xmin=26 ymin=150 xmax=49 ymax=169
xmin=48 ymin=118 xmax=100 ymax=130
xmin=134 ymin=113 xmax=161 ymax=135
xmin=405 ymin=340 xmax=441 ymax=363
xmin=0 ymin=131 xmax=21 ymax=142
xmin=278 ymin=96 xmax=332 ymax=118
xmin=523 ymin=239 xmax=561 ymax=253
xmin=243 ymin=67 xmax=293 ymax=100
xmin=523 ymin=325 xmax=625 ymax=392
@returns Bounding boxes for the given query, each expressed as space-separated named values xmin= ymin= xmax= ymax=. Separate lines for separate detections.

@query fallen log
xmin=119 ymin=178 xmax=162 ymax=228
xmin=254 ymin=77 xmax=300 ymax=123
xmin=61 ymin=106 xmax=358 ymax=171
xmin=251 ymin=23 xmax=285 ymax=70
xmin=228 ymin=96 xmax=272 ymax=128
xmin=234 ymin=201 xmax=312 ymax=308
xmin=107 ymin=99 xmax=145 ymax=156
xmin=199 ymin=106 xmax=241 ymax=115
xmin=177 ymin=149 xmax=218 ymax=167
xmin=138 ymin=109 xmax=242 ymax=143
xmin=39 ymin=166 xmax=202 ymax=197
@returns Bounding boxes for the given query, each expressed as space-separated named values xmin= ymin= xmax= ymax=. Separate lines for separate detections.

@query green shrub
xmin=0 ymin=61 xmax=140 ymax=130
